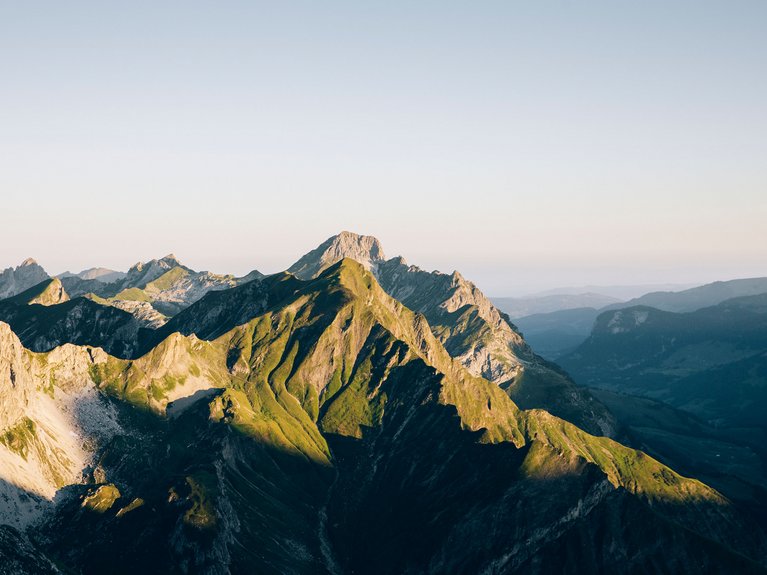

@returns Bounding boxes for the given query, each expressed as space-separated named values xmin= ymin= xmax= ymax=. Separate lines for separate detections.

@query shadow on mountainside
xmin=1 ymin=377 xmax=765 ymax=575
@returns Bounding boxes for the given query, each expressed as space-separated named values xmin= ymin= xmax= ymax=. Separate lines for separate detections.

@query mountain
xmin=62 ymin=255 xmax=265 ymax=325
xmin=513 ymin=307 xmax=602 ymax=360
xmin=560 ymin=298 xmax=767 ymax=429
xmin=59 ymin=267 xmax=126 ymax=284
xmin=526 ymin=283 xmax=699 ymax=300
xmin=288 ymin=230 xmax=386 ymax=278
xmin=587 ymin=387 xmax=767 ymax=517
xmin=1 ymin=259 xmax=764 ymax=573
xmin=558 ymin=297 xmax=767 ymax=520
xmin=0 ymin=285 xmax=146 ymax=359
xmin=511 ymin=278 xmax=767 ymax=361
xmin=4 ymin=278 xmax=70 ymax=307
xmin=0 ymin=258 xmax=49 ymax=300
xmin=287 ymin=232 xmax=616 ymax=436
xmin=492 ymin=293 xmax=622 ymax=319
xmin=603 ymin=277 xmax=767 ymax=313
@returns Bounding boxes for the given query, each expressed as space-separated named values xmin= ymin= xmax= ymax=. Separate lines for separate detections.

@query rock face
xmin=288 ymin=231 xmax=386 ymax=278
xmin=124 ymin=254 xmax=190 ymax=288
xmin=0 ymin=259 xmax=50 ymax=300
xmin=105 ymin=299 xmax=168 ymax=329
xmin=289 ymin=232 xmax=616 ymax=436
xmin=0 ymin=526 xmax=59 ymax=575
xmin=0 ymin=323 xmax=121 ymax=529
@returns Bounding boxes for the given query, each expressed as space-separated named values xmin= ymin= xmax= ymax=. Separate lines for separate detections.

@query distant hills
xmin=561 ymin=295 xmax=767 ymax=429
xmin=603 ymin=277 xmax=767 ymax=313
xmin=59 ymin=267 xmax=126 ymax=284
xmin=502 ymin=276 xmax=767 ymax=360
xmin=492 ymin=292 xmax=621 ymax=319
xmin=512 ymin=307 xmax=604 ymax=360
xmin=522 ymin=282 xmax=698 ymax=301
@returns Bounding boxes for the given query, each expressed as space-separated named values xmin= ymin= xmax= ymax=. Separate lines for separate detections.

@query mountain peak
xmin=6 ymin=277 xmax=69 ymax=306
xmin=328 ymin=231 xmax=385 ymax=260
xmin=288 ymin=231 xmax=386 ymax=279
xmin=0 ymin=258 xmax=50 ymax=299
xmin=160 ymin=253 xmax=181 ymax=265
xmin=129 ymin=254 xmax=187 ymax=276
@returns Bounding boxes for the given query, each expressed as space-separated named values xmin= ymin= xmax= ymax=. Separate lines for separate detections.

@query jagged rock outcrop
xmin=104 ymin=299 xmax=168 ymax=329
xmin=288 ymin=231 xmax=386 ymax=278
xmin=4 ymin=278 xmax=69 ymax=307
xmin=0 ymin=259 xmax=50 ymax=300
xmin=124 ymin=254 xmax=191 ymax=288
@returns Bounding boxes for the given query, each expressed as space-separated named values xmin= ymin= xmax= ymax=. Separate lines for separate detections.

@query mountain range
xmin=0 ymin=232 xmax=765 ymax=574
xmin=505 ymin=276 xmax=767 ymax=360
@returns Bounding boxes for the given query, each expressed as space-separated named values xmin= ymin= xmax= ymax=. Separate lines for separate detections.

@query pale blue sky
xmin=1 ymin=1 xmax=765 ymax=294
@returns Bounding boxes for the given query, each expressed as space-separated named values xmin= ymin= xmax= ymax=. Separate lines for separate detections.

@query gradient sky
xmin=1 ymin=1 xmax=765 ymax=295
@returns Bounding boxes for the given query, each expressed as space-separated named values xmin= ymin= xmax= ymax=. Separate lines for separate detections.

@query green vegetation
xmin=521 ymin=409 xmax=719 ymax=504
xmin=183 ymin=473 xmax=217 ymax=530
xmin=0 ymin=417 xmax=37 ymax=460
xmin=111 ymin=287 xmax=151 ymax=302
xmin=146 ymin=267 xmax=188 ymax=291
xmin=82 ymin=484 xmax=121 ymax=513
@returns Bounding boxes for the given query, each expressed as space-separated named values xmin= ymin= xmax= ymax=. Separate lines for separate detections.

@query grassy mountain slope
xmin=288 ymin=232 xmax=616 ymax=437
xmin=560 ymin=298 xmax=767 ymax=522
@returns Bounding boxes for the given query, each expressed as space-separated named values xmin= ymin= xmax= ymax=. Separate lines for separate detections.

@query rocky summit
xmin=0 ymin=234 xmax=765 ymax=575
xmin=0 ymin=258 xmax=50 ymax=300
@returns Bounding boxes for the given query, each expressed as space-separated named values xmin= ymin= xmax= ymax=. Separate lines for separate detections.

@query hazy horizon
xmin=1 ymin=230 xmax=762 ymax=298
xmin=2 ymin=1 xmax=765 ymax=295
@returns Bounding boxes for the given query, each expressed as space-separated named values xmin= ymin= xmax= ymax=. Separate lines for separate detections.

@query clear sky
xmin=1 ymin=1 xmax=765 ymax=295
